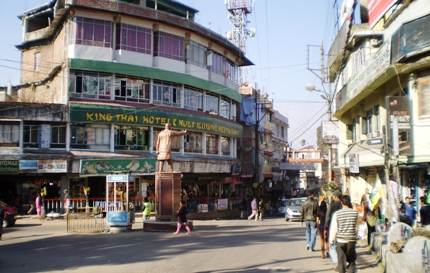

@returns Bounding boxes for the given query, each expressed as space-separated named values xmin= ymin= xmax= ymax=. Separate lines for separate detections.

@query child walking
xmin=174 ymin=200 xmax=191 ymax=234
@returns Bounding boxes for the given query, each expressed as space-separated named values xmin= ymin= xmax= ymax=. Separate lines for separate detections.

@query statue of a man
xmin=155 ymin=123 xmax=187 ymax=172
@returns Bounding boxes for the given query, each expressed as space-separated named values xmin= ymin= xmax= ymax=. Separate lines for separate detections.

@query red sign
xmin=368 ymin=0 xmax=398 ymax=27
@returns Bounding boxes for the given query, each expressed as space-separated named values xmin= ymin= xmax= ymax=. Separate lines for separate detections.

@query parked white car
xmin=282 ymin=197 xmax=307 ymax=221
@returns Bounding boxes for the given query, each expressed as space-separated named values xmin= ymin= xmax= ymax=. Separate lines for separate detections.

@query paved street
xmin=0 ymin=217 xmax=382 ymax=273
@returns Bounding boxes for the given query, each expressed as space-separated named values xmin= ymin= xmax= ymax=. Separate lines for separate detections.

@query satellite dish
xmin=226 ymin=31 xmax=234 ymax=40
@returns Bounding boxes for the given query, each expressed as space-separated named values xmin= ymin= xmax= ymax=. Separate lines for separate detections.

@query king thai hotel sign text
xmin=71 ymin=105 xmax=242 ymax=138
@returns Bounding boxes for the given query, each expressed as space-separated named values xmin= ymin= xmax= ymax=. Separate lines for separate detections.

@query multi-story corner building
xmin=329 ymin=0 xmax=430 ymax=207
xmin=0 ymin=0 xmax=253 ymax=214
xmin=238 ymin=85 xmax=290 ymax=202
xmin=285 ymin=146 xmax=323 ymax=195
xmin=270 ymin=110 xmax=289 ymax=195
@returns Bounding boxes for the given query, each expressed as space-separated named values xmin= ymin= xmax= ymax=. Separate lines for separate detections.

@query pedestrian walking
xmin=363 ymin=206 xmax=377 ymax=246
xmin=257 ymin=199 xmax=264 ymax=221
xmin=35 ymin=193 xmax=42 ymax=217
xmin=317 ymin=196 xmax=328 ymax=258
xmin=329 ymin=195 xmax=358 ymax=273
xmin=325 ymin=190 xmax=342 ymax=261
xmin=420 ymin=196 xmax=430 ymax=226
xmin=247 ymin=197 xmax=258 ymax=221
xmin=240 ymin=197 xmax=247 ymax=219
xmin=143 ymin=197 xmax=152 ymax=221
xmin=405 ymin=196 xmax=417 ymax=226
xmin=0 ymin=205 xmax=4 ymax=240
xmin=174 ymin=200 xmax=191 ymax=235
xmin=301 ymin=194 xmax=318 ymax=251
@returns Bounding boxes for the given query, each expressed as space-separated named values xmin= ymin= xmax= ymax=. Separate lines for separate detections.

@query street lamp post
xmin=305 ymin=83 xmax=334 ymax=184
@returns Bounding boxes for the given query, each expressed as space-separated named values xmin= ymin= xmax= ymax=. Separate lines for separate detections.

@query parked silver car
xmin=282 ymin=197 xmax=307 ymax=221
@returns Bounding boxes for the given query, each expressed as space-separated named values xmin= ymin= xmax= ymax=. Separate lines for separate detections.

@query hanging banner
xmin=349 ymin=153 xmax=360 ymax=174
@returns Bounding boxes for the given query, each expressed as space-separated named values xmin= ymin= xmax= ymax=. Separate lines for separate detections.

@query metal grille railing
xmin=66 ymin=213 xmax=107 ymax=233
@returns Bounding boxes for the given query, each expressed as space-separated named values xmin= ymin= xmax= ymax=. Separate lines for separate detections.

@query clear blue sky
xmin=0 ymin=0 xmax=338 ymax=146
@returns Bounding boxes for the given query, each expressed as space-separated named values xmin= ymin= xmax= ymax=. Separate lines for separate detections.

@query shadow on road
xmin=0 ymin=222 xmax=304 ymax=273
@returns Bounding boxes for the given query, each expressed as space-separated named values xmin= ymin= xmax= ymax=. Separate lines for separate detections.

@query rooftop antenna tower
xmin=225 ymin=0 xmax=255 ymax=54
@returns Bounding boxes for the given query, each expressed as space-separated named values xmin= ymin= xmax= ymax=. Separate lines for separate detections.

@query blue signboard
xmin=19 ymin=160 xmax=38 ymax=170
xmin=106 ymin=211 xmax=129 ymax=227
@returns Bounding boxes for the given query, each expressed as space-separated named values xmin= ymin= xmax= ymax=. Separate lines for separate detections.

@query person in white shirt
xmin=329 ymin=195 xmax=358 ymax=273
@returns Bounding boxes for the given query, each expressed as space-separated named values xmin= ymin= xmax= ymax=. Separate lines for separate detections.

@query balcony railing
xmin=335 ymin=42 xmax=391 ymax=112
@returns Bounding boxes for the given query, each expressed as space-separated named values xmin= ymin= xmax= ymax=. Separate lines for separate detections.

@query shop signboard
xmin=368 ymin=0 xmax=397 ymax=28
xmin=106 ymin=174 xmax=129 ymax=183
xmin=70 ymin=104 xmax=242 ymax=138
xmin=349 ymin=153 xmax=360 ymax=174
xmin=80 ymin=158 xmax=156 ymax=175
xmin=387 ymin=96 xmax=411 ymax=156
xmin=322 ymin=121 xmax=339 ymax=144
xmin=0 ymin=160 xmax=19 ymax=173
xmin=217 ymin=199 xmax=228 ymax=210
xmin=37 ymin=160 xmax=68 ymax=173
xmin=19 ymin=160 xmax=38 ymax=170
xmin=198 ymin=204 xmax=208 ymax=213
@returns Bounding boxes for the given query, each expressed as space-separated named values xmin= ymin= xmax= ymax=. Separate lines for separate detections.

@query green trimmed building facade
xmin=0 ymin=0 xmax=252 ymax=215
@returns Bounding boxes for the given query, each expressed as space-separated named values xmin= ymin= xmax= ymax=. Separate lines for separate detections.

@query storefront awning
xmin=345 ymin=142 xmax=384 ymax=168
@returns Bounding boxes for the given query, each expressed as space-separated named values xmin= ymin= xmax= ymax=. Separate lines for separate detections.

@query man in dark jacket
xmin=301 ymin=194 xmax=318 ymax=251
xmin=325 ymin=190 xmax=343 ymax=231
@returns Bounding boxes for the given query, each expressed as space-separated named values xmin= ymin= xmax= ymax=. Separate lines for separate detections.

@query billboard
xmin=368 ymin=0 xmax=398 ymax=27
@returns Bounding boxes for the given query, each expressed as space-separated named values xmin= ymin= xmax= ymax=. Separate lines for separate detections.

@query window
xmin=117 ymin=23 xmax=152 ymax=54
xmin=154 ymin=31 xmax=184 ymax=61
xmin=75 ymin=17 xmax=112 ymax=48
xmin=373 ymin=105 xmax=380 ymax=135
xmin=51 ymin=125 xmax=66 ymax=148
xmin=231 ymin=102 xmax=237 ymax=121
xmin=362 ymin=112 xmax=372 ymax=135
xmin=184 ymin=131 xmax=203 ymax=153
xmin=206 ymin=134 xmax=219 ymax=155
xmin=114 ymin=126 xmax=149 ymax=151
xmin=0 ymin=123 xmax=19 ymax=147
xmin=187 ymin=42 xmax=206 ymax=67
xmin=115 ymin=77 xmax=150 ymax=103
xmin=221 ymin=136 xmax=231 ymax=156
xmin=418 ymin=76 xmax=430 ymax=118
xmin=281 ymin=127 xmax=285 ymax=138
xmin=346 ymin=124 xmax=353 ymax=140
xmin=219 ymin=98 xmax=230 ymax=119
xmin=206 ymin=93 xmax=219 ymax=114
xmin=152 ymin=81 xmax=181 ymax=106
xmin=70 ymin=71 xmax=112 ymax=100
xmin=211 ymin=52 xmax=224 ymax=75
xmin=225 ymin=60 xmax=238 ymax=83
xmin=70 ymin=124 xmax=110 ymax=150
xmin=23 ymin=124 xmax=39 ymax=148
xmin=184 ymin=87 xmax=203 ymax=111
xmin=352 ymin=118 xmax=358 ymax=142
xmin=34 ymin=52 xmax=41 ymax=72
xmin=153 ymin=128 xmax=181 ymax=152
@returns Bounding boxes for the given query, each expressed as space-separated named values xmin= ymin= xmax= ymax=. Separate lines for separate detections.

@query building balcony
xmin=334 ymin=41 xmax=391 ymax=115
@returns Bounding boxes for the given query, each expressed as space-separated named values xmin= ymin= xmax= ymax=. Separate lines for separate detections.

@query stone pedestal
xmin=155 ymin=172 xmax=182 ymax=221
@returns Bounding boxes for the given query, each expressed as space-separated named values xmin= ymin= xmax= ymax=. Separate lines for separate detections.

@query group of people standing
xmin=301 ymin=191 xmax=358 ymax=273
